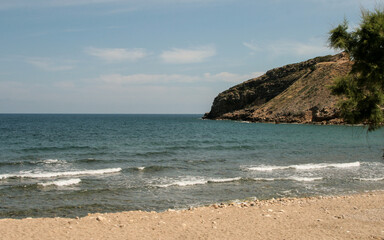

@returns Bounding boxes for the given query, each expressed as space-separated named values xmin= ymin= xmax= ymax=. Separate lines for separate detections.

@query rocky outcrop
xmin=203 ymin=52 xmax=352 ymax=124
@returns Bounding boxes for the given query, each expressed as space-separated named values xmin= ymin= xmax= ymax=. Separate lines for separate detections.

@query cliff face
xmin=203 ymin=52 xmax=352 ymax=124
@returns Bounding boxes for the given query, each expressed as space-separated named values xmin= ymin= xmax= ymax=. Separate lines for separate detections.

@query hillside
xmin=203 ymin=52 xmax=352 ymax=124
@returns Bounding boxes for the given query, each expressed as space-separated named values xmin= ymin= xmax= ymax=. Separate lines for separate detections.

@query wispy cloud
xmin=243 ymin=39 xmax=334 ymax=57
xmin=98 ymin=71 xmax=263 ymax=85
xmin=85 ymin=47 xmax=149 ymax=62
xmin=26 ymin=58 xmax=75 ymax=71
xmin=203 ymin=72 xmax=263 ymax=83
xmin=160 ymin=46 xmax=216 ymax=64
xmin=242 ymin=42 xmax=261 ymax=52
xmin=99 ymin=74 xmax=200 ymax=84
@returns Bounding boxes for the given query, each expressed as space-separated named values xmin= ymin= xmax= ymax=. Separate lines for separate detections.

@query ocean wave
xmin=156 ymin=179 xmax=207 ymax=188
xmin=0 ymin=168 xmax=121 ymax=179
xmin=246 ymin=162 xmax=360 ymax=172
xmin=208 ymin=177 xmax=242 ymax=183
xmin=21 ymin=145 xmax=99 ymax=152
xmin=157 ymin=177 xmax=247 ymax=188
xmin=38 ymin=178 xmax=81 ymax=187
xmin=37 ymin=159 xmax=67 ymax=164
xmin=252 ymin=177 xmax=322 ymax=182
xmin=155 ymin=175 xmax=323 ymax=188
xmin=134 ymin=150 xmax=173 ymax=157
xmin=252 ymin=177 xmax=278 ymax=181
xmin=355 ymin=177 xmax=384 ymax=181
xmin=287 ymin=177 xmax=322 ymax=182
xmin=0 ymin=158 xmax=66 ymax=167
xmin=128 ymin=165 xmax=174 ymax=172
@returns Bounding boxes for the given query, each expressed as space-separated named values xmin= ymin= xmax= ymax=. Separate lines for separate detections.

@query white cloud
xmin=203 ymin=72 xmax=264 ymax=83
xmin=160 ymin=46 xmax=216 ymax=64
xmin=244 ymin=39 xmax=335 ymax=57
xmin=243 ymin=42 xmax=261 ymax=52
xmin=98 ymin=71 xmax=263 ymax=85
xmin=85 ymin=47 xmax=149 ymax=62
xmin=99 ymin=73 xmax=200 ymax=84
xmin=26 ymin=58 xmax=74 ymax=71
xmin=269 ymin=41 xmax=331 ymax=56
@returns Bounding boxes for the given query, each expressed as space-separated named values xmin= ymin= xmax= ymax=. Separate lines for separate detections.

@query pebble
xmin=96 ymin=216 xmax=105 ymax=221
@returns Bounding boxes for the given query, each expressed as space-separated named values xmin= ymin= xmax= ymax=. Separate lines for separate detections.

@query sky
xmin=0 ymin=0 xmax=381 ymax=114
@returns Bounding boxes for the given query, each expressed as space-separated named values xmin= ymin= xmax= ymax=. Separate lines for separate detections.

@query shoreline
xmin=1 ymin=191 xmax=383 ymax=239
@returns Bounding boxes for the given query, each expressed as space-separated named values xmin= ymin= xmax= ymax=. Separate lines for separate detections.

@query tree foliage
xmin=329 ymin=9 xmax=384 ymax=131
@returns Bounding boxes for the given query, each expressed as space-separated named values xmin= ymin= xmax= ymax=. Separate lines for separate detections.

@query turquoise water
xmin=1 ymin=114 xmax=384 ymax=218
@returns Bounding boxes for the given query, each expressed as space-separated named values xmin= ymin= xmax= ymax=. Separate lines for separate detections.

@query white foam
xmin=38 ymin=159 xmax=66 ymax=164
xmin=137 ymin=167 xmax=145 ymax=170
xmin=0 ymin=168 xmax=122 ymax=179
xmin=247 ymin=166 xmax=289 ymax=171
xmin=157 ymin=178 xmax=208 ymax=188
xmin=0 ymin=174 xmax=12 ymax=180
xmin=288 ymin=177 xmax=322 ymax=182
xmin=39 ymin=178 xmax=81 ymax=187
xmin=356 ymin=177 xmax=384 ymax=181
xmin=253 ymin=178 xmax=277 ymax=181
xmin=208 ymin=177 xmax=241 ymax=183
xmin=293 ymin=162 xmax=360 ymax=170
xmin=247 ymin=162 xmax=360 ymax=172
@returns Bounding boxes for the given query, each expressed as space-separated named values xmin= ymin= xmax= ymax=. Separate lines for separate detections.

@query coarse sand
xmin=1 ymin=192 xmax=383 ymax=240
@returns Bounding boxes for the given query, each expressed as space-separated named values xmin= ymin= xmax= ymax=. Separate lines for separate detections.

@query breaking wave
xmin=246 ymin=162 xmax=361 ymax=172
xmin=38 ymin=178 xmax=81 ymax=187
xmin=0 ymin=168 xmax=122 ymax=179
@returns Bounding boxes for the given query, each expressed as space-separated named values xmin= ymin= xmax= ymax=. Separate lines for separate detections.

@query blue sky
xmin=0 ymin=0 xmax=380 ymax=113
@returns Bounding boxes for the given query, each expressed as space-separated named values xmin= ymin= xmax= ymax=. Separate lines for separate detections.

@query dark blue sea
xmin=1 ymin=114 xmax=384 ymax=218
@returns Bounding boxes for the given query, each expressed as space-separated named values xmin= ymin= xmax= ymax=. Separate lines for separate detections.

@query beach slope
xmin=1 ymin=192 xmax=383 ymax=240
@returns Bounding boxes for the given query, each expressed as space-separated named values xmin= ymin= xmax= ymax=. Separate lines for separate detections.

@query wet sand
xmin=1 ymin=192 xmax=383 ymax=240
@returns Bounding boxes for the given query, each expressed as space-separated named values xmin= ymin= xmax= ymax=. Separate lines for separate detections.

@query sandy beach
xmin=1 ymin=192 xmax=383 ymax=240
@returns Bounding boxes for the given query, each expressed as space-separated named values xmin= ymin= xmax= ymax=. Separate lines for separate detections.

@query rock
xmin=203 ymin=53 xmax=352 ymax=125
xmin=241 ymin=203 xmax=248 ymax=208
xmin=96 ymin=216 xmax=105 ymax=221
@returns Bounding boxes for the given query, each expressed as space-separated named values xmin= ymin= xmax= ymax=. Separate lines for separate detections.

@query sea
xmin=1 ymin=114 xmax=384 ymax=218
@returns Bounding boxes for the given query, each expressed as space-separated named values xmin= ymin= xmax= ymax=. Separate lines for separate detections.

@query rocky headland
xmin=203 ymin=52 xmax=352 ymax=124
